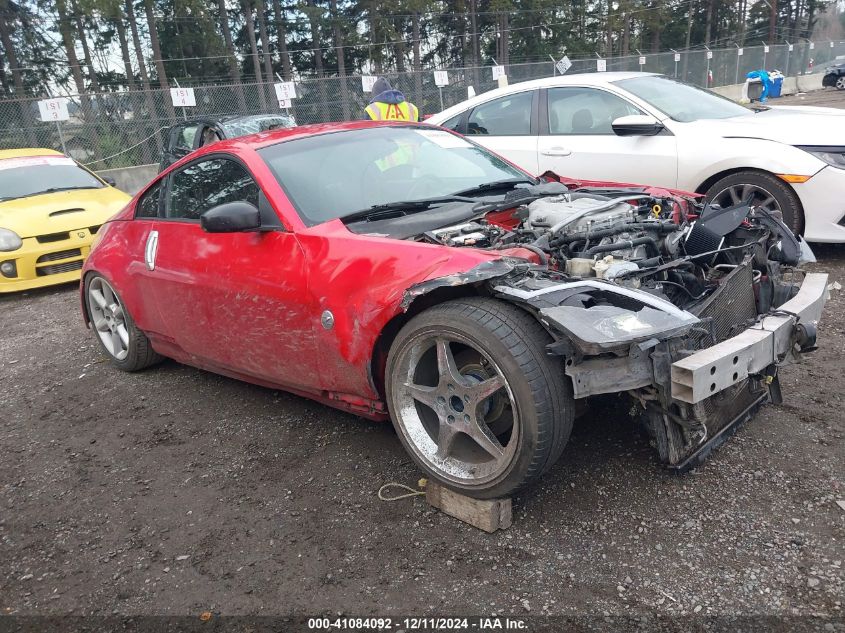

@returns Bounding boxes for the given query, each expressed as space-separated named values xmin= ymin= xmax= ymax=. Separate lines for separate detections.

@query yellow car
xmin=0 ymin=148 xmax=131 ymax=292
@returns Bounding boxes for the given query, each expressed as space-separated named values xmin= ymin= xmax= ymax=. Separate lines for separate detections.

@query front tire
xmin=704 ymin=170 xmax=804 ymax=235
xmin=385 ymin=298 xmax=573 ymax=499
xmin=84 ymin=274 xmax=162 ymax=371
xmin=836 ymin=76 xmax=845 ymax=90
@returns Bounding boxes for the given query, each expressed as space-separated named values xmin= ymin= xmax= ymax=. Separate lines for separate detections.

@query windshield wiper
xmin=38 ymin=186 xmax=100 ymax=195
xmin=451 ymin=178 xmax=535 ymax=197
xmin=340 ymin=195 xmax=476 ymax=223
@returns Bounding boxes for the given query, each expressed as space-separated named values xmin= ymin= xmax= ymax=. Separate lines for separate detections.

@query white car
xmin=428 ymin=72 xmax=845 ymax=242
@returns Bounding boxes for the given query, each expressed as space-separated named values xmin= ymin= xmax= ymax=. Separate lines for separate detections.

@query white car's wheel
xmin=705 ymin=171 xmax=803 ymax=235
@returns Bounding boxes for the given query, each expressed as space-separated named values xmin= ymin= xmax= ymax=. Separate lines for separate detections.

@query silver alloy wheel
xmin=88 ymin=277 xmax=130 ymax=361
xmin=837 ymin=76 xmax=845 ymax=90
xmin=710 ymin=183 xmax=781 ymax=215
xmin=392 ymin=333 xmax=520 ymax=485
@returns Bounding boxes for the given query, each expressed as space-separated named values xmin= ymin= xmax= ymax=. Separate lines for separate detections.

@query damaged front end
xmin=402 ymin=178 xmax=828 ymax=470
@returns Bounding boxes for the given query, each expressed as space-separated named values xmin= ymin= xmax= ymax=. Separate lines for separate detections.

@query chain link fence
xmin=2 ymin=40 xmax=844 ymax=170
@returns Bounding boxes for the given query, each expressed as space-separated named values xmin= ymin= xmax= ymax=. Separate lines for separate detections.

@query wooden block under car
xmin=425 ymin=481 xmax=512 ymax=533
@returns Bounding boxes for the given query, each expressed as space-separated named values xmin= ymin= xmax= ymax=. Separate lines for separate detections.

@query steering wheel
xmin=406 ymin=175 xmax=443 ymax=200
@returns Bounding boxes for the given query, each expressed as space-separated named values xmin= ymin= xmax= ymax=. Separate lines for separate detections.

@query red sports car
xmin=82 ymin=121 xmax=827 ymax=499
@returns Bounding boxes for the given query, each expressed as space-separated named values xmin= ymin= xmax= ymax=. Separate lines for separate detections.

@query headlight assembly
xmin=0 ymin=228 xmax=22 ymax=251
xmin=797 ymin=145 xmax=845 ymax=169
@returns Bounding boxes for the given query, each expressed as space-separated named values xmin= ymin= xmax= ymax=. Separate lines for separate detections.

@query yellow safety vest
xmin=365 ymin=100 xmax=419 ymax=122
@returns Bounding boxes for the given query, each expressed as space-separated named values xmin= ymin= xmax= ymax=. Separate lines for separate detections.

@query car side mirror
xmin=611 ymin=115 xmax=664 ymax=137
xmin=200 ymin=201 xmax=261 ymax=233
xmin=102 ymin=176 xmax=117 ymax=187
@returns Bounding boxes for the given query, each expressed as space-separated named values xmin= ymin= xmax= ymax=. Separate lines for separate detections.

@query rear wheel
xmin=704 ymin=170 xmax=803 ymax=235
xmin=85 ymin=274 xmax=162 ymax=371
xmin=385 ymin=298 xmax=573 ymax=499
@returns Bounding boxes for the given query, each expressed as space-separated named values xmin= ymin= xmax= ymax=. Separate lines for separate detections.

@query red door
xmin=146 ymin=156 xmax=319 ymax=390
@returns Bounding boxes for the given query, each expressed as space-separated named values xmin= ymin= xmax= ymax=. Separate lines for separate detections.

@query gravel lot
xmin=2 ymin=90 xmax=844 ymax=624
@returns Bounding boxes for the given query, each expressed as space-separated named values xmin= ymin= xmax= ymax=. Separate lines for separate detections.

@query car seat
xmin=571 ymin=109 xmax=594 ymax=133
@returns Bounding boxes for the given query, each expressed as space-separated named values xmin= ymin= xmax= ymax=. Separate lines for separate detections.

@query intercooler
xmin=689 ymin=260 xmax=757 ymax=345
xmin=669 ymin=259 xmax=769 ymax=467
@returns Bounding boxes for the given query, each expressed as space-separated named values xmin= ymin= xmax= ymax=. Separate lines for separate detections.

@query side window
xmin=547 ymin=87 xmax=644 ymax=135
xmin=165 ymin=158 xmax=260 ymax=221
xmin=467 ymin=91 xmax=533 ymax=136
xmin=440 ymin=113 xmax=464 ymax=133
xmin=172 ymin=124 xmax=200 ymax=152
xmin=135 ymin=181 xmax=163 ymax=218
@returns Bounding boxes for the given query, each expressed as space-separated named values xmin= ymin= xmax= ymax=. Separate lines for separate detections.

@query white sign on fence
xmin=638 ymin=56 xmax=646 ymax=66
xmin=788 ymin=43 xmax=794 ymax=52
xmin=706 ymin=50 xmax=713 ymax=59
xmin=433 ymin=70 xmax=449 ymax=87
xmin=170 ymin=87 xmax=196 ymax=107
xmin=361 ymin=75 xmax=378 ymax=92
xmin=278 ymin=98 xmax=292 ymax=109
xmin=763 ymin=44 xmax=770 ymax=53
xmin=596 ymin=58 xmax=607 ymax=72
xmin=555 ymin=55 xmax=572 ymax=74
xmin=738 ymin=47 xmax=744 ymax=56
xmin=491 ymin=65 xmax=506 ymax=80
xmin=810 ymin=42 xmax=815 ymax=50
xmin=674 ymin=52 xmax=681 ymax=62
xmin=274 ymin=81 xmax=296 ymax=100
xmin=38 ymin=98 xmax=69 ymax=122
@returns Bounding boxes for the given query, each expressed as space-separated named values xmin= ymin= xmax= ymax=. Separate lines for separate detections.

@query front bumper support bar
xmin=670 ymin=273 xmax=829 ymax=404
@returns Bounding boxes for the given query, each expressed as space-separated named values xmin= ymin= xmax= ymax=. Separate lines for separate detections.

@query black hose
xmin=576 ymin=236 xmax=660 ymax=258
xmin=550 ymin=221 xmax=679 ymax=246
xmin=492 ymin=242 xmax=549 ymax=265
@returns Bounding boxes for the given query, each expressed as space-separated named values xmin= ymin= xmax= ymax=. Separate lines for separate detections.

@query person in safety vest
xmin=364 ymin=77 xmax=421 ymax=122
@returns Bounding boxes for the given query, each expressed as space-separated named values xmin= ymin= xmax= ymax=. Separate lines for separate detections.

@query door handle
xmin=145 ymin=230 xmax=159 ymax=271
xmin=541 ymin=147 xmax=572 ymax=157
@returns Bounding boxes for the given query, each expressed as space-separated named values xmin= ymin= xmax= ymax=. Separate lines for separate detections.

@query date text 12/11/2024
xmin=307 ymin=617 xmax=528 ymax=630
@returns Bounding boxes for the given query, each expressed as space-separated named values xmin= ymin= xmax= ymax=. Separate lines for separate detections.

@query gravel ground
xmin=1 ymin=90 xmax=844 ymax=623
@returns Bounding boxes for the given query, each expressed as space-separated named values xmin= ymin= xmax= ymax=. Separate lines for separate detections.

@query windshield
xmin=0 ymin=155 xmax=104 ymax=201
xmin=615 ymin=75 xmax=751 ymax=122
xmin=221 ymin=115 xmax=295 ymax=138
xmin=257 ymin=126 xmax=530 ymax=225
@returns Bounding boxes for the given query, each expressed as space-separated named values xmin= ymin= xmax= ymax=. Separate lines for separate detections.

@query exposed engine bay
xmin=417 ymin=178 xmax=806 ymax=315
xmin=349 ymin=175 xmax=827 ymax=471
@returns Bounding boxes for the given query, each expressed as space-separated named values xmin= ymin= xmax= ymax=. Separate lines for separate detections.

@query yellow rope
xmin=377 ymin=479 xmax=428 ymax=502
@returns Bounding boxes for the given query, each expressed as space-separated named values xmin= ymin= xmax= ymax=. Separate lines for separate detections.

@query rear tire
xmin=704 ymin=170 xmax=804 ymax=235
xmin=385 ymin=298 xmax=573 ymax=499
xmin=84 ymin=273 xmax=163 ymax=372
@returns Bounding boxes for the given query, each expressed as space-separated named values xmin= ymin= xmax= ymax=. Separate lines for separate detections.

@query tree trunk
xmin=255 ymin=0 xmax=276 ymax=107
xmin=305 ymin=0 xmax=327 ymax=120
xmin=256 ymin=0 xmax=274 ymax=81
xmin=682 ymin=1 xmax=694 ymax=80
xmin=501 ymin=12 xmax=509 ymax=66
xmin=768 ymin=0 xmax=777 ymax=44
xmin=330 ymin=0 xmax=349 ymax=119
xmin=0 ymin=0 xmax=36 ymax=144
xmin=469 ymin=0 xmax=480 ymax=88
xmin=271 ymin=0 xmax=292 ymax=80
xmin=242 ymin=0 xmax=267 ymax=109
xmin=704 ymin=0 xmax=714 ymax=46
xmin=56 ymin=0 xmax=102 ymax=160
xmin=605 ymin=0 xmax=612 ymax=58
xmin=412 ymin=11 xmax=422 ymax=105
xmin=218 ymin=0 xmax=246 ymax=109
xmin=69 ymin=0 xmax=100 ymax=93
xmin=143 ymin=0 xmax=169 ymax=91
xmin=622 ymin=13 xmax=630 ymax=57
xmin=125 ymin=0 xmax=163 ymax=155
xmin=113 ymin=9 xmax=136 ymax=90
